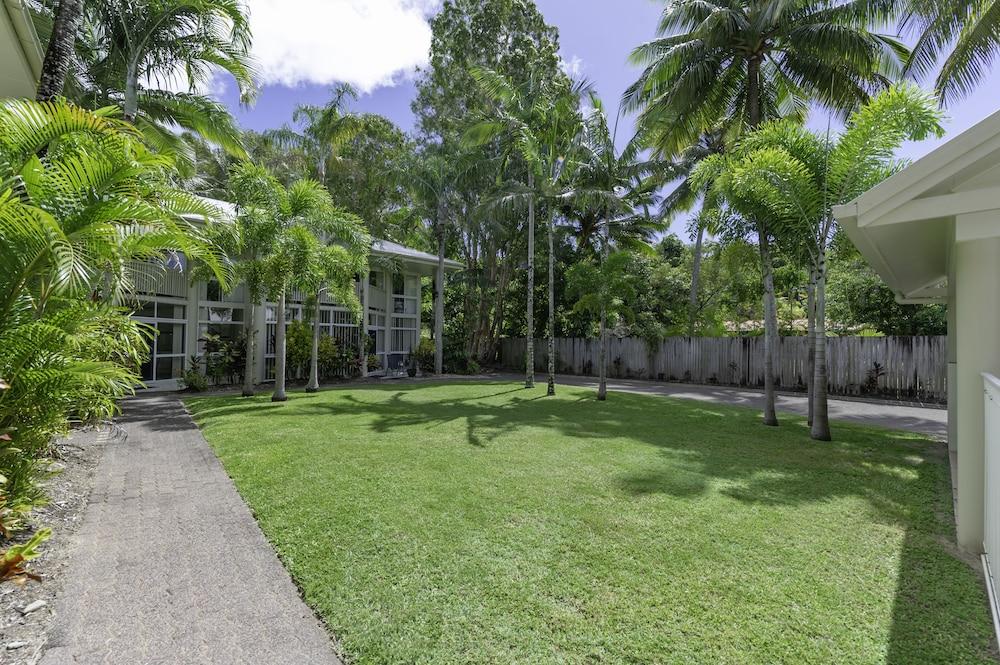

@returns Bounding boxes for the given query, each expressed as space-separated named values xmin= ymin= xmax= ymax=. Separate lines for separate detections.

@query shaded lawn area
xmin=185 ymin=382 xmax=996 ymax=665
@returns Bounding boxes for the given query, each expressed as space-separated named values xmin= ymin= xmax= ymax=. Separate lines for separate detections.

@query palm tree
xmin=54 ymin=0 xmax=255 ymax=161
xmin=653 ymin=129 xmax=727 ymax=336
xmin=0 ymin=98 xmax=226 ymax=319
xmin=625 ymin=0 xmax=907 ymax=426
xmin=36 ymin=0 xmax=85 ymax=101
xmin=407 ymin=147 xmax=458 ymax=375
xmin=264 ymin=85 xmax=364 ymax=184
xmin=901 ymin=0 xmax=1000 ymax=103
xmin=467 ymin=68 xmax=585 ymax=395
xmin=696 ymin=84 xmax=943 ymax=440
xmin=298 ymin=209 xmax=370 ymax=393
xmin=574 ymin=94 xmax=663 ymax=400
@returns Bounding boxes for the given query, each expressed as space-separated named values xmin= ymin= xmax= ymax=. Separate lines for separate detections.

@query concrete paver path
xmin=39 ymin=396 xmax=341 ymax=665
xmin=512 ymin=373 xmax=948 ymax=439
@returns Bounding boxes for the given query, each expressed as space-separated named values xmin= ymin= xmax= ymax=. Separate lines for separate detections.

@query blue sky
xmin=216 ymin=0 xmax=1000 ymax=236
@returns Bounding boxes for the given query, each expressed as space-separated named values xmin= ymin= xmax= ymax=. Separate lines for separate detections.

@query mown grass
xmin=186 ymin=382 xmax=996 ymax=665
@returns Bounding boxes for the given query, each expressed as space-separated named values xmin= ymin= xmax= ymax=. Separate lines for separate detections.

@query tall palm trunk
xmin=242 ymin=302 xmax=256 ymax=397
xmin=810 ymin=250 xmax=831 ymax=441
xmin=36 ymin=0 xmax=84 ymax=101
xmin=525 ymin=173 xmax=535 ymax=388
xmin=546 ymin=207 xmax=556 ymax=396
xmin=747 ymin=56 xmax=778 ymax=426
xmin=434 ymin=215 xmax=445 ymax=375
xmin=306 ymin=292 xmax=321 ymax=393
xmin=688 ymin=221 xmax=705 ymax=336
xmin=272 ymin=291 xmax=288 ymax=402
xmin=806 ymin=268 xmax=817 ymax=426
xmin=123 ymin=60 xmax=140 ymax=122
xmin=597 ymin=215 xmax=609 ymax=401
xmin=758 ymin=231 xmax=779 ymax=427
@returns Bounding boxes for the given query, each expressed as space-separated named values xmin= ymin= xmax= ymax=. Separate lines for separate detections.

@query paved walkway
xmin=509 ymin=373 xmax=948 ymax=439
xmin=39 ymin=396 xmax=341 ymax=665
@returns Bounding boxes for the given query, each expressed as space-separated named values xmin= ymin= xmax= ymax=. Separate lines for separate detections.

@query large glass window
xmin=134 ymin=299 xmax=187 ymax=383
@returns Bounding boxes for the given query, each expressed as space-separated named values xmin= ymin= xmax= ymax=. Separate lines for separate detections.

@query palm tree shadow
xmin=182 ymin=380 xmax=993 ymax=660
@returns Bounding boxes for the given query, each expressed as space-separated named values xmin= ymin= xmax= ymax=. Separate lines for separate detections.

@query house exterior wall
xmin=954 ymin=233 xmax=1000 ymax=552
xmin=132 ymin=264 xmax=425 ymax=391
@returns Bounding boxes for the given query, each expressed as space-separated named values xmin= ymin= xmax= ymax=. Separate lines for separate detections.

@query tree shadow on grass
xmin=181 ymin=380 xmax=996 ymax=663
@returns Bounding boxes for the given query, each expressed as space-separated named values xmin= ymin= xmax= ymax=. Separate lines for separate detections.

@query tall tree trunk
xmin=598 ymin=216 xmax=609 ymax=401
xmin=435 ymin=220 xmax=445 ymax=375
xmin=525 ymin=174 xmax=535 ymax=388
xmin=36 ymin=0 xmax=84 ymax=101
xmin=688 ymin=221 xmax=705 ymax=336
xmin=272 ymin=291 xmax=288 ymax=402
xmin=758 ymin=230 xmax=779 ymax=426
xmin=547 ymin=208 xmax=556 ymax=397
xmin=811 ymin=250 xmax=831 ymax=441
xmin=123 ymin=60 xmax=139 ymax=122
xmin=306 ymin=292 xmax=321 ymax=392
xmin=806 ymin=268 xmax=817 ymax=426
xmin=242 ymin=302 xmax=256 ymax=397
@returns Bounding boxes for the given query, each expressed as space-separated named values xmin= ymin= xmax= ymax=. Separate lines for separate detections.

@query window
xmin=206 ymin=280 xmax=223 ymax=302
xmin=392 ymin=273 xmax=404 ymax=296
xmin=369 ymin=272 xmax=380 ymax=287
xmin=134 ymin=298 xmax=187 ymax=383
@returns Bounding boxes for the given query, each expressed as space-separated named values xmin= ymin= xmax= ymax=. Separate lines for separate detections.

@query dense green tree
xmin=412 ymin=0 xmax=566 ymax=368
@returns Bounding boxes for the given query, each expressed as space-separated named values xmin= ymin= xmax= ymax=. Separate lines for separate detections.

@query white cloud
xmin=244 ymin=0 xmax=440 ymax=92
xmin=560 ymin=55 xmax=585 ymax=79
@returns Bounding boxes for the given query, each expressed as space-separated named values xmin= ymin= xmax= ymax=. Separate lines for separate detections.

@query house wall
xmin=131 ymin=264 xmax=424 ymax=390
xmin=954 ymin=234 xmax=1000 ymax=552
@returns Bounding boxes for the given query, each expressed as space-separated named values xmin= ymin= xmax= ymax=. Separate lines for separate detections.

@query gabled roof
xmin=373 ymin=238 xmax=463 ymax=271
xmin=833 ymin=107 xmax=1000 ymax=303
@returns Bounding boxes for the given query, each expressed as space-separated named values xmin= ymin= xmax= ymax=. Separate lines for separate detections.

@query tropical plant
xmin=0 ymin=98 xmax=223 ymax=558
xmin=625 ymin=0 xmax=908 ymax=426
xmin=263 ymin=84 xmax=364 ymax=184
xmin=293 ymin=209 xmax=369 ymax=393
xmin=695 ymin=84 xmax=943 ymax=439
xmin=44 ymin=0 xmax=256 ymax=164
xmin=901 ymin=0 xmax=1000 ymax=103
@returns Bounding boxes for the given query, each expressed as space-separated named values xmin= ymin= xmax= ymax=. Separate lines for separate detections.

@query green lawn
xmin=186 ymin=382 xmax=996 ymax=665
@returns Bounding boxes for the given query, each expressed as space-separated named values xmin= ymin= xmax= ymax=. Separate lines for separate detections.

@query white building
xmin=833 ymin=108 xmax=1000 ymax=568
xmin=135 ymin=199 xmax=462 ymax=390
xmin=0 ymin=0 xmax=42 ymax=98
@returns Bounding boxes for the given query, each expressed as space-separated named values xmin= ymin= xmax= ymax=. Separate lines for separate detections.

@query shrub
xmin=415 ymin=338 xmax=435 ymax=374
xmin=286 ymin=320 xmax=312 ymax=380
xmin=180 ymin=356 xmax=209 ymax=392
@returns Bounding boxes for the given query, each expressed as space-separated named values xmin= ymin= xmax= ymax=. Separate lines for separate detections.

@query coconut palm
xmin=466 ymin=68 xmax=585 ymax=395
xmin=901 ymin=0 xmax=1000 ymax=103
xmin=624 ymin=0 xmax=907 ymax=426
xmin=695 ymin=84 xmax=943 ymax=440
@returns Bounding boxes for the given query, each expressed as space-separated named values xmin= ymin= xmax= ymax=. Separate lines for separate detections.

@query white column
xmin=185 ymin=281 xmax=200 ymax=375
xmin=948 ymin=253 xmax=958 ymax=455
xmin=360 ymin=272 xmax=370 ymax=378
xmin=955 ymin=235 xmax=1000 ymax=552
xmin=384 ymin=272 xmax=392 ymax=373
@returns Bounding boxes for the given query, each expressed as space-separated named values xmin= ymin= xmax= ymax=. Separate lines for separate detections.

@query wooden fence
xmin=499 ymin=336 xmax=948 ymax=402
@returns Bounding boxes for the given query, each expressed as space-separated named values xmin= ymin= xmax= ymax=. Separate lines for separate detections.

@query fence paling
xmin=500 ymin=336 xmax=947 ymax=402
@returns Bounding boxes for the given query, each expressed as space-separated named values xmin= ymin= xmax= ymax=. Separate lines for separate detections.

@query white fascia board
xmin=864 ymin=186 xmax=1000 ymax=228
